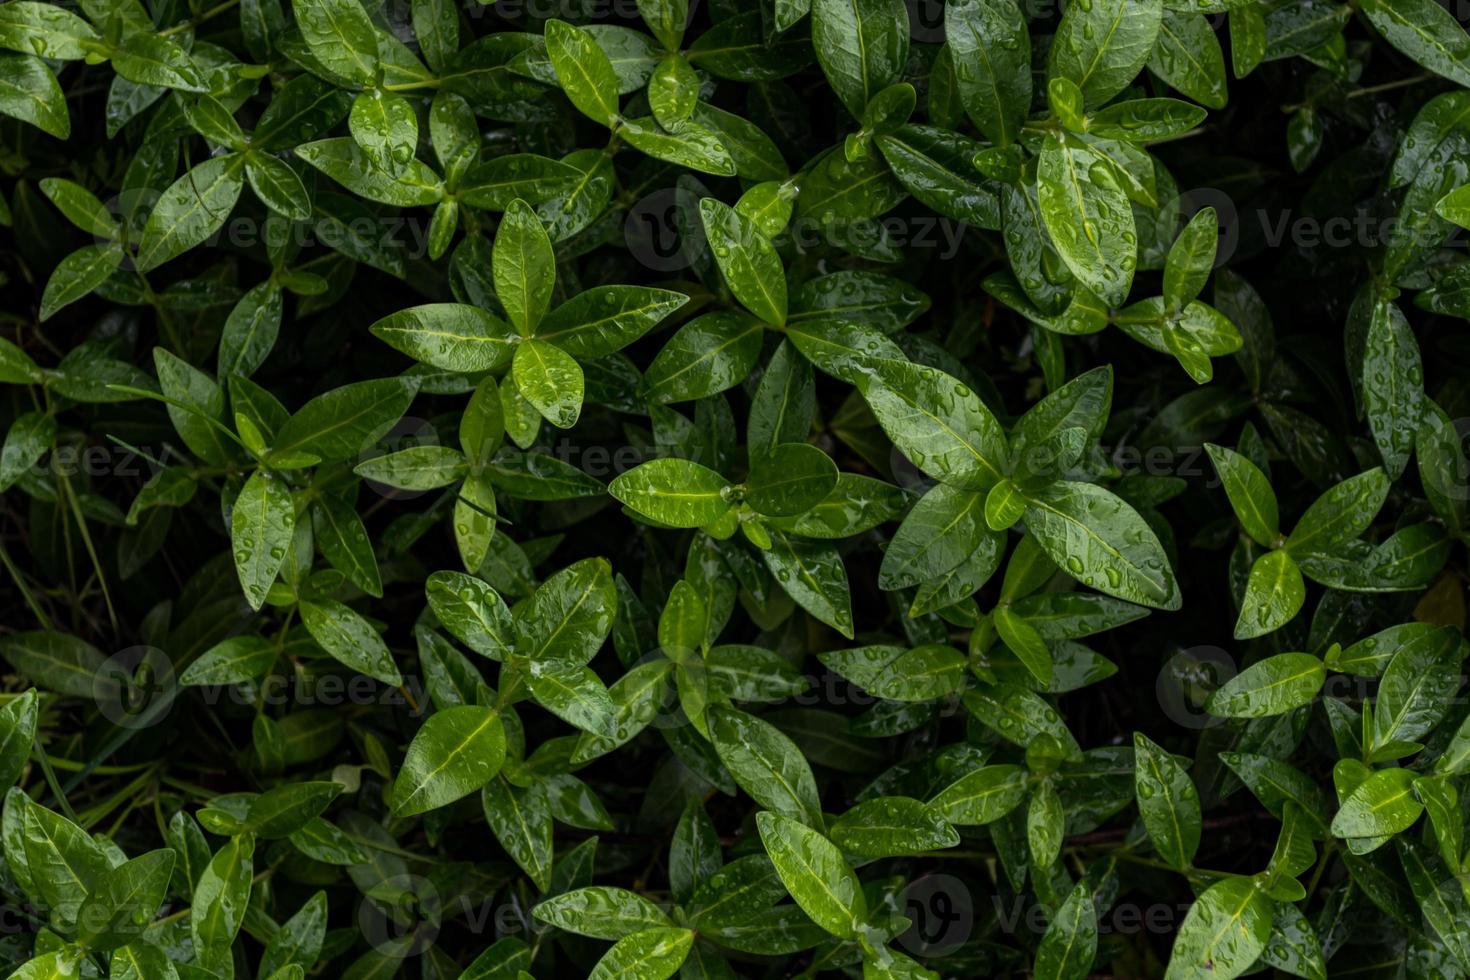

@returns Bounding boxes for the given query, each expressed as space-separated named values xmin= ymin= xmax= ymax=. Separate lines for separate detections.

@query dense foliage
xmin=4 ymin=0 xmax=1470 ymax=976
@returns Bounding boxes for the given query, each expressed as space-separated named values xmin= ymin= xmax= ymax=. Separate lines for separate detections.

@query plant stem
xmin=160 ymin=0 xmax=242 ymax=36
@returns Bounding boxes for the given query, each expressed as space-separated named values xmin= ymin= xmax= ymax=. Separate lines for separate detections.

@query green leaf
xmin=459 ymin=153 xmax=583 ymax=211
xmin=1284 ymin=468 xmax=1390 ymax=555
xmin=700 ymin=196 xmax=786 ymax=326
xmin=0 ymin=411 xmax=54 ymax=493
xmin=1049 ymin=0 xmax=1164 ymax=107
xmin=927 ymin=764 xmax=1028 ymax=825
xmin=10 ymin=948 xmax=85 ymax=980
xmin=829 ymin=796 xmax=958 ymax=858
xmin=1330 ymin=767 xmax=1422 ymax=840
xmin=312 ymin=496 xmax=383 ymax=598
xmin=181 ymin=636 xmax=277 ymax=687
xmin=219 ymin=283 xmax=285 ymax=378
xmin=111 ymin=33 xmax=205 ymax=91
xmin=858 ymin=358 xmax=1006 ymax=490
xmin=269 ymin=377 xmax=417 ymax=465
xmin=1163 ymin=876 xmax=1271 ymax=980
xmin=0 ymin=54 xmax=68 ymax=138
xmin=588 ymin=926 xmax=694 ymax=980
xmin=524 ymin=658 xmax=616 ymax=734
xmin=648 ymin=55 xmax=697 ymax=129
xmin=1133 ymin=732 xmax=1201 ymax=869
xmin=293 ymin=0 xmax=379 ymax=86
xmin=745 ymin=443 xmax=837 ymax=517
xmin=391 ymin=705 xmax=507 ymax=816
xmin=963 ymin=685 xmax=1082 ymax=756
xmin=1034 ymin=882 xmax=1099 ymax=980
xmin=1087 ymin=98 xmax=1205 ymax=141
xmin=1234 ymin=549 xmax=1306 ymax=640
xmin=349 ymin=90 xmax=419 ymax=178
xmin=155 ymin=348 xmax=232 ymax=465
xmin=1037 ymin=134 xmax=1137 ymax=307
xmin=1218 ymin=753 xmax=1332 ymax=839
xmin=1361 ymin=297 xmax=1423 ymax=480
xmin=38 ymin=178 xmax=116 ymax=237
xmin=810 ymin=0 xmax=909 ymax=117
xmin=638 ymin=0 xmax=688 ymax=50
xmin=135 ymin=154 xmax=246 ymax=272
xmin=571 ymin=660 xmax=674 ymax=763
xmin=513 ymin=338 xmax=583 ymax=429
xmin=191 ymin=835 xmax=255 ymax=976
xmin=1022 ymin=481 xmax=1179 ymax=610
xmin=643 ymin=311 xmax=766 ymax=403
xmin=1398 ymin=838 xmax=1470 ymax=971
xmin=299 ymin=598 xmax=402 ymax=685
xmin=41 ymin=243 xmax=124 ymax=321
xmin=875 ymin=125 xmax=1001 ymax=227
xmin=538 ymin=285 xmax=688 ymax=358
xmin=818 ymin=643 xmax=966 ymax=701
xmin=513 ymin=557 xmax=616 ymax=664
xmin=370 ymin=304 xmax=517 ymax=372
xmin=1207 ymin=651 xmax=1323 ymax=718
xmin=760 ymin=530 xmax=855 ymax=638
xmin=545 ymin=19 xmax=621 ymax=125
xmin=755 ymin=811 xmax=866 ymax=938
xmin=495 ymin=199 xmax=556 ymax=335
xmin=260 ymin=892 xmax=328 ymax=977
xmin=1205 ymin=443 xmax=1279 ymax=548
xmin=1164 ymin=207 xmax=1218 ymax=311
xmin=1148 ymin=12 xmax=1228 ymax=110
xmin=709 ymin=705 xmax=823 ymax=827
xmin=945 ymin=0 xmax=1030 ymax=147
xmin=1370 ymin=627 xmax=1462 ymax=758
xmin=18 ymin=793 xmax=110 ymax=929
xmin=425 ymin=571 xmax=514 ymax=660
xmin=294 ymin=138 xmax=444 ymax=205
xmin=0 ymin=690 xmax=38 ymax=791
xmin=231 ymin=469 xmax=296 ymax=611
xmin=610 ymin=457 xmax=734 ymax=527
xmin=0 ymin=2 xmax=99 ymax=61
xmin=482 ymin=777 xmax=554 ymax=891
xmin=244 ymin=781 xmax=342 ymax=838
xmin=994 ymin=604 xmax=1053 ymax=685
xmin=0 ymin=631 xmax=106 ymax=698
xmin=1360 ymin=0 xmax=1470 ymax=88
xmin=618 ymin=116 xmax=737 ymax=176
xmin=534 ymin=886 xmax=673 ymax=939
